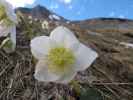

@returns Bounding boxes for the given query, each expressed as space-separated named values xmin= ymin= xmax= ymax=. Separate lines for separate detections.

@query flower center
xmin=47 ymin=47 xmax=75 ymax=75
xmin=0 ymin=5 xmax=6 ymax=20
xmin=0 ymin=5 xmax=13 ymax=26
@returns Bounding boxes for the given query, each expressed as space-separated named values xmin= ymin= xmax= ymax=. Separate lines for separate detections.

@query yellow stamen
xmin=0 ymin=5 xmax=13 ymax=26
xmin=0 ymin=5 xmax=6 ymax=20
xmin=47 ymin=47 xmax=75 ymax=75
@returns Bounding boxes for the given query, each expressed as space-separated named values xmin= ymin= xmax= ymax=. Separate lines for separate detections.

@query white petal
xmin=0 ymin=24 xmax=9 ymax=37
xmin=34 ymin=60 xmax=60 ymax=82
xmin=56 ymin=70 xmax=77 ymax=84
xmin=0 ymin=0 xmax=17 ymax=23
xmin=74 ymin=43 xmax=98 ymax=71
xmin=0 ymin=21 xmax=11 ymax=37
xmin=30 ymin=36 xmax=54 ymax=60
xmin=6 ymin=5 xmax=17 ymax=24
xmin=10 ymin=25 xmax=16 ymax=50
xmin=50 ymin=26 xmax=79 ymax=51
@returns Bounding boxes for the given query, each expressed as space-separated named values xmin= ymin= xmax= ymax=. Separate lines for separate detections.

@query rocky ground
xmin=0 ymin=5 xmax=133 ymax=100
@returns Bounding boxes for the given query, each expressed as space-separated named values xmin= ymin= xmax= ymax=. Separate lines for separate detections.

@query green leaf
xmin=80 ymin=87 xmax=103 ymax=100
xmin=70 ymin=80 xmax=81 ymax=95
xmin=0 ymin=37 xmax=14 ymax=53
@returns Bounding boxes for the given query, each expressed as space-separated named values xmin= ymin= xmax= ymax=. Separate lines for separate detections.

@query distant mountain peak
xmin=16 ymin=5 xmax=66 ymax=21
xmin=32 ymin=5 xmax=50 ymax=13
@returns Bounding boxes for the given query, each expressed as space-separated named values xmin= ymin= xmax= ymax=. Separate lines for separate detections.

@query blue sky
xmin=7 ymin=0 xmax=133 ymax=21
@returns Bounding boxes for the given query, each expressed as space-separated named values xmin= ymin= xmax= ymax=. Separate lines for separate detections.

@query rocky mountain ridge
xmin=16 ymin=5 xmax=66 ymax=21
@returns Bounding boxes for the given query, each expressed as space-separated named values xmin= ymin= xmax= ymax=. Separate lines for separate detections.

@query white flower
xmin=31 ymin=26 xmax=98 ymax=84
xmin=0 ymin=0 xmax=17 ymax=49
xmin=41 ymin=20 xmax=49 ymax=30
xmin=28 ymin=15 xmax=32 ymax=20
xmin=34 ymin=18 xmax=38 ymax=22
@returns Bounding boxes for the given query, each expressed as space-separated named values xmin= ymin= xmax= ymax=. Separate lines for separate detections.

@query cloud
xmin=59 ymin=0 xmax=72 ymax=4
xmin=119 ymin=15 xmax=125 ymax=18
xmin=77 ymin=11 xmax=81 ymax=15
xmin=6 ymin=0 xmax=35 ymax=8
xmin=109 ymin=12 xmax=125 ymax=18
xmin=109 ymin=11 xmax=115 ymax=17
xmin=68 ymin=5 xmax=73 ymax=9
xmin=50 ymin=4 xmax=59 ymax=9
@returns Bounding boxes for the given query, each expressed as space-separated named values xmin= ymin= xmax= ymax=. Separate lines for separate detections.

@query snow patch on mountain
xmin=49 ymin=14 xmax=61 ymax=20
xmin=120 ymin=42 xmax=133 ymax=48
